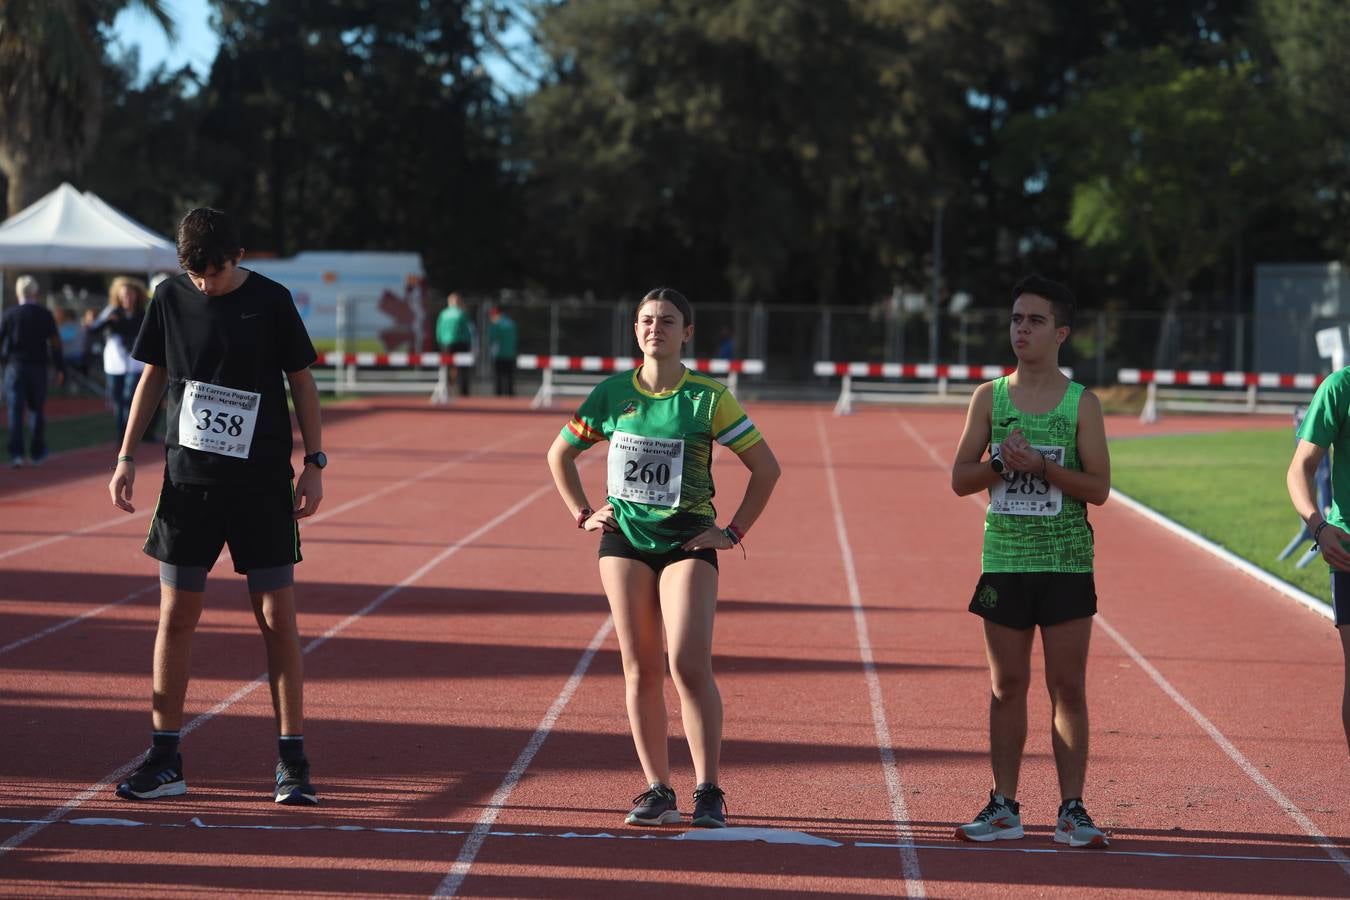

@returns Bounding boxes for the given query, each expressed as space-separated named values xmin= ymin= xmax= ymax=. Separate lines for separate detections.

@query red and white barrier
xmin=815 ymin=360 xmax=1070 ymax=415
xmin=313 ymin=351 xmax=475 ymax=403
xmin=1117 ymin=369 xmax=1323 ymax=423
xmin=318 ymin=351 xmax=474 ymax=368
xmin=524 ymin=356 xmax=765 ymax=408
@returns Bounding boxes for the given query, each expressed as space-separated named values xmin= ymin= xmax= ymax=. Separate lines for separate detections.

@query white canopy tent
xmin=0 ymin=182 xmax=179 ymax=274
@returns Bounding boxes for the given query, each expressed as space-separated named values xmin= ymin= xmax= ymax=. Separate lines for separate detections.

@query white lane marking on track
xmin=1111 ymin=488 xmax=1332 ymax=621
xmin=894 ymin=410 xmax=1350 ymax=880
xmin=0 ymin=436 xmax=512 ymax=658
xmin=432 ymin=615 xmax=615 ymax=898
xmin=817 ymin=414 xmax=926 ymax=898
xmin=0 ymin=510 xmax=151 ymax=563
xmin=0 ymin=583 xmax=158 ymax=657
xmin=0 ymin=449 xmax=562 ymax=857
xmin=1094 ymin=615 xmax=1350 ymax=877
xmin=6 ymin=816 xmax=1338 ymax=868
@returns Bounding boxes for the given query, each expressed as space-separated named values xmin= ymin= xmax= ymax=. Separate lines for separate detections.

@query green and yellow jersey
xmin=982 ymin=376 xmax=1094 ymax=573
xmin=561 ymin=367 xmax=763 ymax=553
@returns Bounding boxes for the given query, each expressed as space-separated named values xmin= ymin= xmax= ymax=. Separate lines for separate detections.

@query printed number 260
xmin=196 ymin=408 xmax=245 ymax=437
xmin=624 ymin=460 xmax=671 ymax=485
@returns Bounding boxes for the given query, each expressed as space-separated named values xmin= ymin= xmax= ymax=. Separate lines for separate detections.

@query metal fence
xmin=346 ymin=296 xmax=1338 ymax=387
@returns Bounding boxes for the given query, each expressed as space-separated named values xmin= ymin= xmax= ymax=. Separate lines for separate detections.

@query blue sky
xmin=111 ymin=0 xmax=219 ymax=82
xmin=110 ymin=1 xmax=533 ymax=91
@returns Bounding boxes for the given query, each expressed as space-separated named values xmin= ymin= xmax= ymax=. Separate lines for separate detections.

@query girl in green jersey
xmin=547 ymin=288 xmax=780 ymax=828
xmin=949 ymin=276 xmax=1112 ymax=848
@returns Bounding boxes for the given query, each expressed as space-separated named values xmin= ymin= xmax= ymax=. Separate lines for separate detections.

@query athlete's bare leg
xmin=983 ymin=619 xmax=1035 ymax=799
xmin=251 ymin=587 xmax=305 ymax=735
xmin=1042 ymin=615 xmax=1093 ymax=800
xmin=659 ymin=558 xmax=721 ymax=786
xmin=151 ymin=585 xmax=203 ymax=731
xmin=600 ymin=556 xmax=669 ymax=785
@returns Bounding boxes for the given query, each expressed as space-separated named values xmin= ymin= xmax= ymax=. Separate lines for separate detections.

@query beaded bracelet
xmin=1313 ymin=520 xmax=1329 ymax=546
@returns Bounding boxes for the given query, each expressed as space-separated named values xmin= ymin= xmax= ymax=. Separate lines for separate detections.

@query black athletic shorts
xmin=598 ymin=531 xmax=718 ymax=574
xmin=1330 ymin=571 xmax=1350 ymax=627
xmin=968 ymin=571 xmax=1096 ymax=630
xmin=143 ymin=478 xmax=301 ymax=574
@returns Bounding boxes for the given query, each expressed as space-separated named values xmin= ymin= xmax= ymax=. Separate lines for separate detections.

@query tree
xmin=1018 ymin=46 xmax=1302 ymax=365
xmin=201 ymin=0 xmax=513 ymax=288
xmin=0 ymin=0 xmax=174 ymax=214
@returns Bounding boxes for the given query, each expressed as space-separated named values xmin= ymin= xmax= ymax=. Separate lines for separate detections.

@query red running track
xmin=0 ymin=399 xmax=1345 ymax=898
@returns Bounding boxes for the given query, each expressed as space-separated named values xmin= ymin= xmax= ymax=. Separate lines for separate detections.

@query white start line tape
xmin=2 ymin=816 xmax=1342 ymax=865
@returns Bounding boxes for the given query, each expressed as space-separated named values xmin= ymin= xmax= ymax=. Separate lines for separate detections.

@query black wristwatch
xmin=303 ymin=451 xmax=328 ymax=470
xmin=989 ymin=451 xmax=1005 ymax=474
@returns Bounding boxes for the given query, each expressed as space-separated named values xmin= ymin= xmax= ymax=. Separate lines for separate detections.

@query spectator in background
xmin=715 ymin=327 xmax=735 ymax=360
xmin=54 ymin=306 xmax=96 ymax=394
xmin=89 ymin=277 xmax=150 ymax=441
xmin=0 ymin=274 xmax=64 ymax=467
xmin=436 ymin=291 xmax=474 ymax=396
xmin=488 ymin=306 xmax=518 ymax=396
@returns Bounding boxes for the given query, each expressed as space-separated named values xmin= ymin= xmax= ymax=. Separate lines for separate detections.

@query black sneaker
xmin=274 ymin=758 xmax=318 ymax=805
xmin=691 ymin=782 xmax=727 ymax=828
xmin=625 ymin=783 xmax=680 ymax=825
xmin=115 ymin=751 xmax=186 ymax=800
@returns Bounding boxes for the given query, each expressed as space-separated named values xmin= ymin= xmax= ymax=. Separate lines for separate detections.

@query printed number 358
xmin=196 ymin=408 xmax=245 ymax=436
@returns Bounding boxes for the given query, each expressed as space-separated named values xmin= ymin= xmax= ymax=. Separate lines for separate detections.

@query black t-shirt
xmin=0 ymin=303 xmax=58 ymax=366
xmin=133 ymin=270 xmax=317 ymax=485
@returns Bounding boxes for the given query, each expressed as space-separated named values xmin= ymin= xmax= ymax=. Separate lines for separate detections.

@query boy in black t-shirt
xmin=108 ymin=208 xmax=327 ymax=805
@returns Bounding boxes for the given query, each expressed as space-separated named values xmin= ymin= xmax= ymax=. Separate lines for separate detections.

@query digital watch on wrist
xmin=990 ymin=452 xmax=1005 ymax=474
xmin=303 ymin=451 xmax=327 ymax=470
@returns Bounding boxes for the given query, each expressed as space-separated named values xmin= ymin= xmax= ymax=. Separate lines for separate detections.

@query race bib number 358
xmin=178 ymin=380 xmax=261 ymax=459
xmin=607 ymin=431 xmax=684 ymax=508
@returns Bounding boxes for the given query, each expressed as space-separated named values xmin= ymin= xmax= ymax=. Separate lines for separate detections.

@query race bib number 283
xmin=178 ymin=380 xmax=261 ymax=459
xmin=989 ymin=444 xmax=1065 ymax=516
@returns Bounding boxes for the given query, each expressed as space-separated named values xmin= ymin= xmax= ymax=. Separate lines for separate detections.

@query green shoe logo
xmin=978 ymin=584 xmax=999 ymax=608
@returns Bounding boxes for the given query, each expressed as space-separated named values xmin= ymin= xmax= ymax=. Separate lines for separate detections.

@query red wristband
xmin=576 ymin=507 xmax=594 ymax=529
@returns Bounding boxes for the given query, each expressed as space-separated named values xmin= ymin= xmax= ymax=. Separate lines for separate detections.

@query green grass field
xmin=1110 ymin=427 xmax=1331 ymax=606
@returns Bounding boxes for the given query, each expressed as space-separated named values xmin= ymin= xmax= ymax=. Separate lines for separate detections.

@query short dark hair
xmin=637 ymin=286 xmax=693 ymax=328
xmin=1011 ymin=275 xmax=1075 ymax=328
xmin=176 ymin=208 xmax=241 ymax=274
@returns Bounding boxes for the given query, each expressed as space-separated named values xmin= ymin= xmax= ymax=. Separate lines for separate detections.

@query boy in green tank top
xmin=949 ymin=275 xmax=1112 ymax=848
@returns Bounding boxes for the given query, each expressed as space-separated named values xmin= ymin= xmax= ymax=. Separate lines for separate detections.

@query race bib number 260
xmin=178 ymin=380 xmax=261 ymax=459
xmin=607 ymin=431 xmax=684 ymax=508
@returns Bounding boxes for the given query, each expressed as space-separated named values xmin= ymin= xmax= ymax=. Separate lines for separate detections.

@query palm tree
xmin=0 ymin=0 xmax=174 ymax=215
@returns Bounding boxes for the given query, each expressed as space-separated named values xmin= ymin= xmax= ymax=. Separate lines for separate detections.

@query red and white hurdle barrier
xmin=814 ymin=361 xmax=1070 ymax=415
xmin=313 ymin=351 xmax=475 ymax=403
xmin=518 ymin=355 xmax=765 ymax=408
xmin=1117 ymin=368 xmax=1324 ymax=423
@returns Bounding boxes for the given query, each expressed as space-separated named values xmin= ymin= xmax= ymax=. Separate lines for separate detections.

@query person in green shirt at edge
xmin=1288 ymin=371 xmax=1350 ymax=756
xmin=487 ymin=306 xmax=518 ymax=396
xmin=950 ymin=275 xmax=1112 ymax=849
xmin=434 ymin=291 xmax=474 ymax=396
xmin=546 ymin=287 xmax=780 ymax=829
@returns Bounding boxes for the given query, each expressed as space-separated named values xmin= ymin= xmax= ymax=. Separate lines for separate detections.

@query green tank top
xmin=982 ymin=376 xmax=1094 ymax=573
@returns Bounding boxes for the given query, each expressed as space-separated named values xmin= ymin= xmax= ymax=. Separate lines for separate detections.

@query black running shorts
xmin=968 ymin=571 xmax=1096 ymax=630
xmin=598 ymin=531 xmax=718 ymax=575
xmin=143 ymin=478 xmax=301 ymax=574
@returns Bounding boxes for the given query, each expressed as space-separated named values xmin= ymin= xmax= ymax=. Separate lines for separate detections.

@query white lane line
xmin=1110 ymin=489 xmax=1332 ymax=621
xmin=2 ymin=816 xmax=1340 ymax=866
xmin=817 ymin=414 xmax=925 ymax=898
xmin=0 ymin=510 xmax=151 ymax=564
xmin=0 ymin=583 xmax=159 ymax=657
xmin=894 ymin=409 xmax=1350 ymax=879
xmin=0 ymin=434 xmax=522 ymax=658
xmin=0 ymin=458 xmax=562 ymax=857
xmin=1094 ymin=615 xmax=1350 ymax=876
xmin=433 ymin=615 xmax=614 ymax=898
